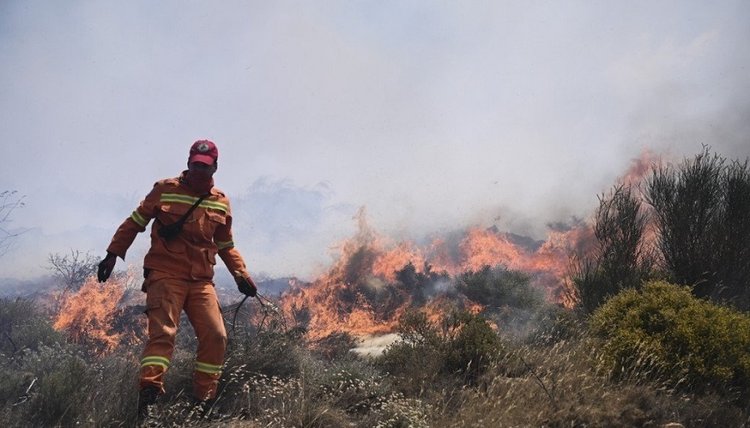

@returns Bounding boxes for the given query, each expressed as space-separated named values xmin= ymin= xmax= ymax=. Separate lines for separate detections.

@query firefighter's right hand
xmin=234 ymin=273 xmax=257 ymax=297
xmin=97 ymin=252 xmax=117 ymax=283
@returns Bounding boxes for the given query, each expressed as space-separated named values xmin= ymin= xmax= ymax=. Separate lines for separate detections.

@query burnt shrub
xmin=456 ymin=265 xmax=543 ymax=311
xmin=394 ymin=262 xmax=450 ymax=307
xmin=456 ymin=266 xmax=545 ymax=337
xmin=590 ymin=280 xmax=750 ymax=402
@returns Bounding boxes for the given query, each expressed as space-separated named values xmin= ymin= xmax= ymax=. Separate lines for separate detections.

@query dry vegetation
xmin=1 ymin=281 xmax=748 ymax=427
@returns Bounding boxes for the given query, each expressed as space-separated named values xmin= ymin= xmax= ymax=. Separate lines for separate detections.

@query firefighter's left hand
xmin=234 ymin=273 xmax=257 ymax=297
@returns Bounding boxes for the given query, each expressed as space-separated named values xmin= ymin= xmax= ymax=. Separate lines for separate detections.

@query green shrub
xmin=377 ymin=311 xmax=445 ymax=396
xmin=0 ymin=299 xmax=89 ymax=427
xmin=590 ymin=280 xmax=750 ymax=401
xmin=525 ymin=304 xmax=585 ymax=346
xmin=0 ymin=344 xmax=92 ymax=427
xmin=378 ymin=310 xmax=503 ymax=395
xmin=0 ymin=298 xmax=63 ymax=355
xmin=442 ymin=311 xmax=503 ymax=382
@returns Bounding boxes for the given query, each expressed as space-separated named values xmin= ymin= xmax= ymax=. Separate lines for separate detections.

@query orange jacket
xmin=107 ymin=173 xmax=249 ymax=281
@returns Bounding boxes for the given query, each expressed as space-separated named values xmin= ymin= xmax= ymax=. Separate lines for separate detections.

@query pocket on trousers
xmin=145 ymin=281 xmax=165 ymax=314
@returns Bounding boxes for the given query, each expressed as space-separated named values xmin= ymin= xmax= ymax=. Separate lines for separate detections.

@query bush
xmin=313 ymin=331 xmax=358 ymax=361
xmin=456 ymin=265 xmax=542 ymax=310
xmin=377 ymin=310 xmax=503 ymax=395
xmin=394 ymin=262 xmax=450 ymax=307
xmin=377 ymin=311 xmax=446 ymax=396
xmin=228 ymin=327 xmax=306 ymax=380
xmin=572 ymin=184 xmax=653 ymax=314
xmin=47 ymin=250 xmax=99 ymax=293
xmin=443 ymin=311 xmax=503 ymax=382
xmin=0 ymin=298 xmax=63 ymax=355
xmin=645 ymin=148 xmax=750 ymax=309
xmin=525 ymin=304 xmax=586 ymax=346
xmin=590 ymin=280 xmax=750 ymax=401
xmin=0 ymin=344 xmax=94 ymax=427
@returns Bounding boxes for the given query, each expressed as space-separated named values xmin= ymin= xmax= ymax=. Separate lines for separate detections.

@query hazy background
xmin=1 ymin=1 xmax=748 ymax=282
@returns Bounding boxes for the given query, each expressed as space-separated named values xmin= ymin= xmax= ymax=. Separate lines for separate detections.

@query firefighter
xmin=97 ymin=140 xmax=257 ymax=418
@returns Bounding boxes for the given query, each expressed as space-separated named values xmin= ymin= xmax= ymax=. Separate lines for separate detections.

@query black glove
xmin=234 ymin=274 xmax=257 ymax=297
xmin=97 ymin=252 xmax=117 ymax=283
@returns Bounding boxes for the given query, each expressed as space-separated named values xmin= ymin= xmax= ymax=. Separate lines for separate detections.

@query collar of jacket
xmin=178 ymin=170 xmax=220 ymax=196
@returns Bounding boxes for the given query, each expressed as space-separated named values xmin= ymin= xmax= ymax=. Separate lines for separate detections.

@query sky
xmin=1 ymin=1 xmax=749 ymax=282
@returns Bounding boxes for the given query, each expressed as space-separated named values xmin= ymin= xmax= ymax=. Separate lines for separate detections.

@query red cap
xmin=189 ymin=140 xmax=218 ymax=165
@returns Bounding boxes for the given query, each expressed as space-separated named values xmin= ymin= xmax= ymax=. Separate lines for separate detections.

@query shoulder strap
xmin=156 ymin=193 xmax=211 ymax=240
xmin=176 ymin=193 xmax=210 ymax=225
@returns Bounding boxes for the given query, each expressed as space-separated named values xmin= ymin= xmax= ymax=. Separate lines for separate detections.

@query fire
xmin=372 ymin=242 xmax=426 ymax=282
xmin=281 ymin=209 xmax=592 ymax=341
xmin=53 ymin=269 xmax=144 ymax=354
xmin=421 ymin=294 xmax=484 ymax=326
xmin=619 ymin=149 xmax=659 ymax=187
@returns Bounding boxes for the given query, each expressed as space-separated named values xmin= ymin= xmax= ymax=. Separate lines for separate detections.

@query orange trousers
xmin=140 ymin=274 xmax=227 ymax=400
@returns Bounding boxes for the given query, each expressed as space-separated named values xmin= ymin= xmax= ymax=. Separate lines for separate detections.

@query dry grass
xmin=430 ymin=338 xmax=748 ymax=428
xmin=1 ymin=296 xmax=748 ymax=427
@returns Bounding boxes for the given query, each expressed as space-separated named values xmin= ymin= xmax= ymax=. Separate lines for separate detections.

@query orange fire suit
xmin=107 ymin=173 xmax=250 ymax=400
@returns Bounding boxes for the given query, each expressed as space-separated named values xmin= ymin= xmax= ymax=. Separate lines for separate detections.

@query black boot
xmin=137 ymin=386 xmax=160 ymax=421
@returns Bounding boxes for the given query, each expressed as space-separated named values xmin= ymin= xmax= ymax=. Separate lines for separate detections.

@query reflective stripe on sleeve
xmin=141 ymin=356 xmax=170 ymax=370
xmin=130 ymin=210 xmax=148 ymax=228
xmin=195 ymin=361 xmax=223 ymax=375
xmin=216 ymin=240 xmax=234 ymax=250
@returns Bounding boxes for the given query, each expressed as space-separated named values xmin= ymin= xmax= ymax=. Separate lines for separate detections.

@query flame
xmin=372 ymin=242 xmax=426 ymax=282
xmin=53 ymin=270 xmax=144 ymax=354
xmin=421 ymin=294 xmax=484 ymax=326
xmin=619 ymin=150 xmax=663 ymax=263
xmin=619 ymin=149 xmax=659 ymax=187
xmin=281 ymin=209 xmax=593 ymax=341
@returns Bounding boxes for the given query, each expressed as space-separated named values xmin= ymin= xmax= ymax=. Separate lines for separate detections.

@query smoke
xmin=1 ymin=1 xmax=749 ymax=287
xmin=352 ymin=333 xmax=400 ymax=357
xmin=614 ymin=13 xmax=750 ymax=162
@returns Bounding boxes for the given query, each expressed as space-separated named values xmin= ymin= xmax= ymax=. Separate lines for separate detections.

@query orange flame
xmin=53 ymin=270 xmax=143 ymax=354
xmin=372 ymin=242 xmax=426 ymax=282
xmin=281 ymin=209 xmax=593 ymax=341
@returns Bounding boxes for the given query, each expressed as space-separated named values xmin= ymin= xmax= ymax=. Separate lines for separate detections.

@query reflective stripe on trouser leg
xmin=139 ymin=277 xmax=189 ymax=393
xmin=194 ymin=361 xmax=223 ymax=400
xmin=141 ymin=356 xmax=170 ymax=370
xmin=184 ymin=281 xmax=227 ymax=400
